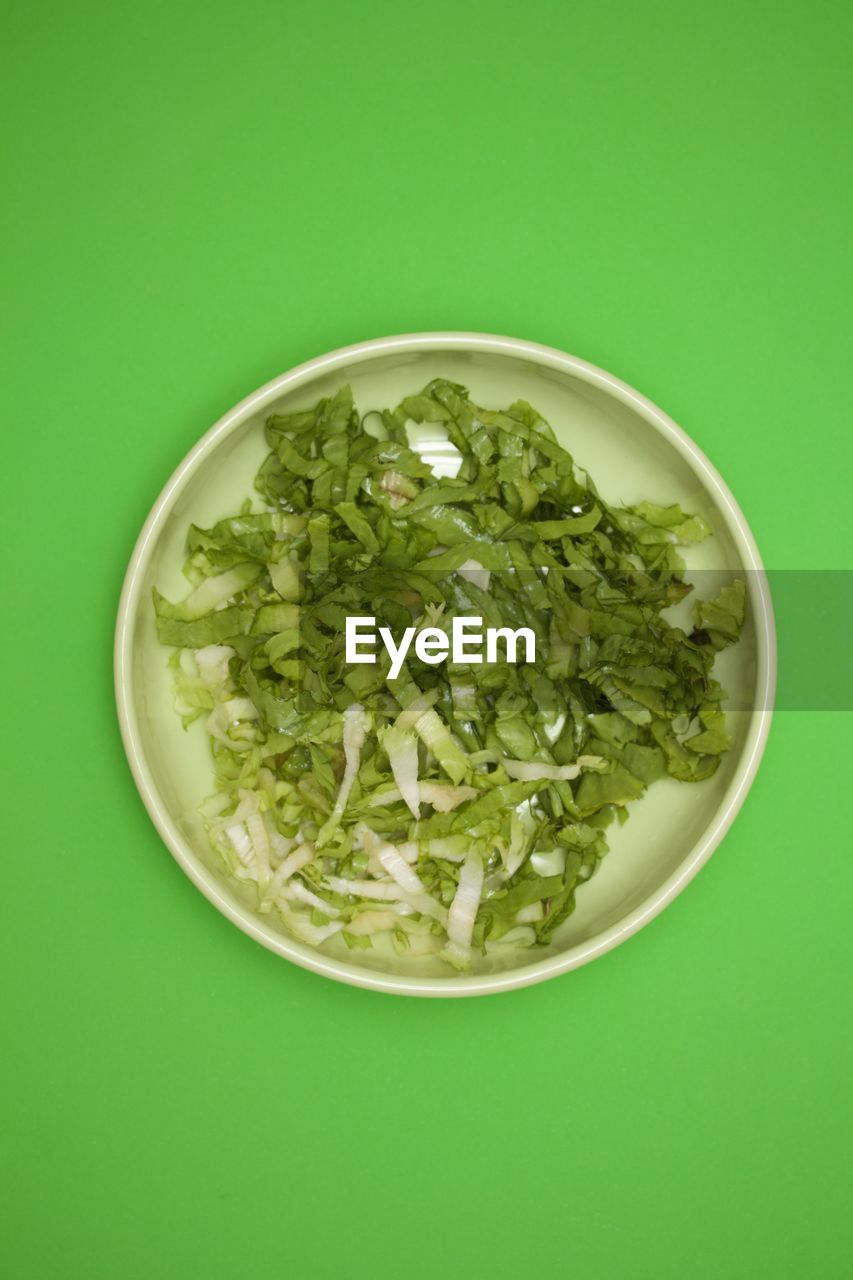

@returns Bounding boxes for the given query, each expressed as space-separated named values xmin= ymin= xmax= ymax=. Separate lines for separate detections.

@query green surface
xmin=2 ymin=1 xmax=851 ymax=1276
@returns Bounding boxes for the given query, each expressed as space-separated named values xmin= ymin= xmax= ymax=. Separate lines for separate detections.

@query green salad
xmin=155 ymin=380 xmax=745 ymax=967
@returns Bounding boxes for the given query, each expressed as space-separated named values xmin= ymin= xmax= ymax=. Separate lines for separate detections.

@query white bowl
xmin=115 ymin=333 xmax=776 ymax=996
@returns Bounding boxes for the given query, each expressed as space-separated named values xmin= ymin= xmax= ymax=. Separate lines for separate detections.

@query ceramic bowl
xmin=115 ymin=333 xmax=776 ymax=996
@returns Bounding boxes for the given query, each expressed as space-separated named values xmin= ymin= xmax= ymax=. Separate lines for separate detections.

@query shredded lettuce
xmin=154 ymin=381 xmax=745 ymax=967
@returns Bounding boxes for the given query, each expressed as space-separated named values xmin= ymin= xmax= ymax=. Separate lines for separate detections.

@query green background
xmin=3 ymin=2 xmax=851 ymax=1276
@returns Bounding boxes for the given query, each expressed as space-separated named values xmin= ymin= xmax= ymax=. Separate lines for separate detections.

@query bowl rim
xmin=115 ymin=331 xmax=777 ymax=997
